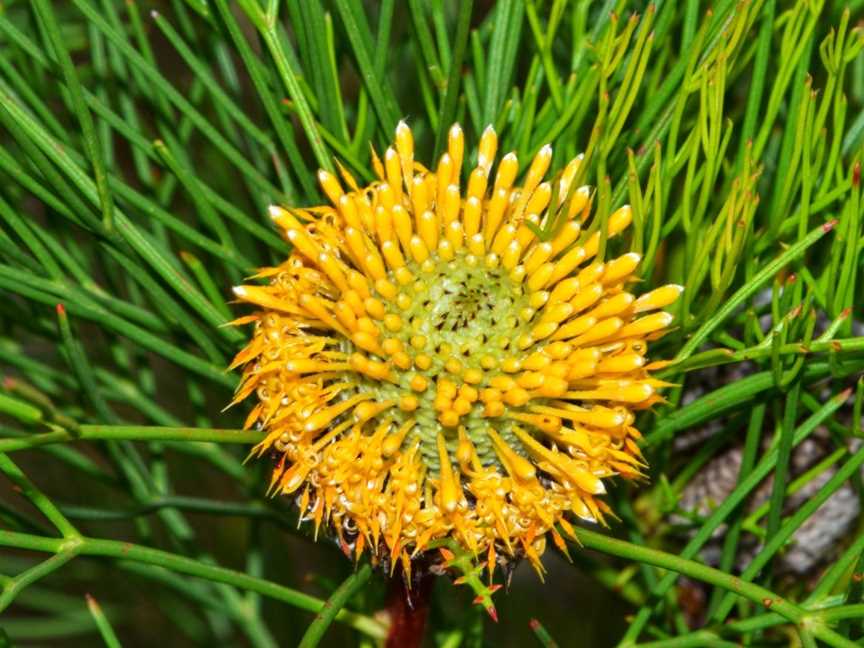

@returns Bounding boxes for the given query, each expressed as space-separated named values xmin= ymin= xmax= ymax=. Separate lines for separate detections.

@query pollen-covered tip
xmin=494 ymin=152 xmax=519 ymax=192
xmin=634 ymin=284 xmax=685 ymax=312
xmin=318 ymin=169 xmax=343 ymax=205
xmin=602 ymin=252 xmax=642 ymax=284
xmin=448 ymin=123 xmax=464 ymax=176
xmin=228 ymin=120 xmax=680 ymax=584
xmin=268 ymin=204 xmax=295 ymax=229
xmin=396 ymin=119 xmax=412 ymax=141
xmin=477 ymin=125 xmax=498 ymax=171
xmin=525 ymin=144 xmax=553 ymax=188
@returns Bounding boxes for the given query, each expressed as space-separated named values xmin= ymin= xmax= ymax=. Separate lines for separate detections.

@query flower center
xmin=356 ymin=250 xmax=535 ymax=472
xmin=409 ymin=257 xmax=526 ymax=357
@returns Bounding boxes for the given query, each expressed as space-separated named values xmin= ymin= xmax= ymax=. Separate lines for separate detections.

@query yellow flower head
xmin=230 ymin=122 xmax=680 ymax=578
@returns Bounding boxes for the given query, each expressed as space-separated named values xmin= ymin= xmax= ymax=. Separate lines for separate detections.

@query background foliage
xmin=0 ymin=0 xmax=863 ymax=646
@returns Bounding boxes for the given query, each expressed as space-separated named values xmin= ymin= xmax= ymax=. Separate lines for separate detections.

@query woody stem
xmin=384 ymin=569 xmax=435 ymax=648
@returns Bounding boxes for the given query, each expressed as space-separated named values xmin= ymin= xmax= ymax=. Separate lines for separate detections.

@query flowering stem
xmin=646 ymin=361 xmax=861 ymax=447
xmin=0 ymin=425 xmax=264 ymax=453
xmin=0 ymin=530 xmax=387 ymax=641
xmin=631 ymin=604 xmax=864 ymax=647
xmin=0 ymin=550 xmax=80 ymax=613
xmin=674 ymin=219 xmax=834 ymax=361
xmin=670 ymin=335 xmax=864 ymax=374
xmin=298 ymin=563 xmax=375 ymax=648
xmin=385 ymin=569 xmax=435 ymax=648
xmin=574 ymin=528 xmax=859 ymax=648
xmin=85 ymin=594 xmax=122 ymax=648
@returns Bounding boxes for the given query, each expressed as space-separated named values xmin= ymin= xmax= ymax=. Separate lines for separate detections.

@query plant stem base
xmin=385 ymin=569 xmax=435 ymax=648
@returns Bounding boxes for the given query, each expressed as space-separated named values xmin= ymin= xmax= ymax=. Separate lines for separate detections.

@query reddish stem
xmin=385 ymin=570 xmax=435 ymax=648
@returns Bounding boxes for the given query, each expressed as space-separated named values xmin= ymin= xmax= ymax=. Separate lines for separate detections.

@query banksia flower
xmin=230 ymin=122 xmax=680 ymax=579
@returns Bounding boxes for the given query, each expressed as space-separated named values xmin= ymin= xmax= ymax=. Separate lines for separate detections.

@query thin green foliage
xmin=0 ymin=1 xmax=862 ymax=646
